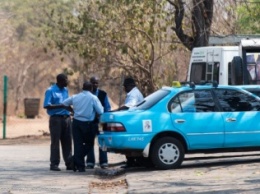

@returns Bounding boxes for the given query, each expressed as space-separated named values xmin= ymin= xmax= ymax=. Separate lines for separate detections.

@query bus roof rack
xmin=199 ymin=80 xmax=218 ymax=88
xmin=180 ymin=81 xmax=195 ymax=89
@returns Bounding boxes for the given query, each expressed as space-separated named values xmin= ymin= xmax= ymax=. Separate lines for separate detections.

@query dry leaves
xmin=89 ymin=179 xmax=128 ymax=193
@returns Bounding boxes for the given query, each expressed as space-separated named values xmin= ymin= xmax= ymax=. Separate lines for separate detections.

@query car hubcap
xmin=158 ymin=143 xmax=179 ymax=165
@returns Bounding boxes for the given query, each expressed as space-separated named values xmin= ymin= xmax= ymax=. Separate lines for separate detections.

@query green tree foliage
xmin=0 ymin=0 xmax=77 ymax=114
xmin=44 ymin=0 xmax=180 ymax=96
xmin=236 ymin=1 xmax=260 ymax=34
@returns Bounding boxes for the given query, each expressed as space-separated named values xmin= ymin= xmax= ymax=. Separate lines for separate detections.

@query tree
xmin=44 ymin=0 xmax=180 ymax=96
xmin=167 ymin=0 xmax=214 ymax=50
xmin=211 ymin=0 xmax=240 ymax=35
xmin=236 ymin=0 xmax=260 ymax=34
xmin=0 ymin=0 xmax=76 ymax=115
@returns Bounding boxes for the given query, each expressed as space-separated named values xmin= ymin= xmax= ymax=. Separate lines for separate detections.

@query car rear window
xmin=134 ymin=89 xmax=170 ymax=110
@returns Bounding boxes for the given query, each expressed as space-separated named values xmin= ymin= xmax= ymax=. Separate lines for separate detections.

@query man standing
xmin=43 ymin=73 xmax=73 ymax=171
xmin=62 ymin=81 xmax=104 ymax=172
xmin=118 ymin=76 xmax=144 ymax=168
xmin=86 ymin=76 xmax=111 ymax=169
xmin=118 ymin=76 xmax=144 ymax=110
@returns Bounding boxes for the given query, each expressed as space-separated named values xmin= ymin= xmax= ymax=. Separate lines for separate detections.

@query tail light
xmin=103 ymin=123 xmax=126 ymax=132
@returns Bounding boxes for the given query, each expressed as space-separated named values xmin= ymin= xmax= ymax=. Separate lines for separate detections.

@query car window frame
xmin=168 ymin=88 xmax=219 ymax=113
xmin=212 ymin=88 xmax=260 ymax=112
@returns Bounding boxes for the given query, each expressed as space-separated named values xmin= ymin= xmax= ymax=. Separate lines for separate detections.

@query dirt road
xmin=2 ymin=118 xmax=260 ymax=193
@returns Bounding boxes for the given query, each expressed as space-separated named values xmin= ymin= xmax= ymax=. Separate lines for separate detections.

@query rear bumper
xmin=98 ymin=133 xmax=152 ymax=156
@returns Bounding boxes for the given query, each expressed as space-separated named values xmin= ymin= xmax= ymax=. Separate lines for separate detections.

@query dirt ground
xmin=0 ymin=117 xmax=128 ymax=194
xmin=3 ymin=117 xmax=260 ymax=193
xmin=0 ymin=134 xmax=50 ymax=145
xmin=0 ymin=116 xmax=50 ymax=146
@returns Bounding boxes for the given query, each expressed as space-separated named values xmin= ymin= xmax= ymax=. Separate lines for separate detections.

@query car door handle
xmin=226 ymin=118 xmax=236 ymax=122
xmin=175 ymin=119 xmax=185 ymax=123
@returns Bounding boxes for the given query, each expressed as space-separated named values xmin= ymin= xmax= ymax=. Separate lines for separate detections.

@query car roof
xmin=234 ymin=85 xmax=260 ymax=90
xmin=162 ymin=84 xmax=247 ymax=93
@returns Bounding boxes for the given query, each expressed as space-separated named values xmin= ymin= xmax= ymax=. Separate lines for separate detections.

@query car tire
xmin=151 ymin=137 xmax=184 ymax=170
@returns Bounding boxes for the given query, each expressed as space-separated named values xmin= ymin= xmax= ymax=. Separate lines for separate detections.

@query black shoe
xmin=100 ymin=163 xmax=108 ymax=169
xmin=78 ymin=168 xmax=86 ymax=172
xmin=50 ymin=166 xmax=61 ymax=171
xmin=66 ymin=166 xmax=73 ymax=170
xmin=67 ymin=155 xmax=75 ymax=170
xmin=73 ymin=165 xmax=77 ymax=172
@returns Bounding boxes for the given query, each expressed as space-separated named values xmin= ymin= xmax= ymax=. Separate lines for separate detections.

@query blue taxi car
xmin=98 ymin=83 xmax=260 ymax=170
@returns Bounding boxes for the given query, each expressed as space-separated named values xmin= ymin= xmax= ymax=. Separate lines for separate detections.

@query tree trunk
xmin=168 ymin=0 xmax=214 ymax=51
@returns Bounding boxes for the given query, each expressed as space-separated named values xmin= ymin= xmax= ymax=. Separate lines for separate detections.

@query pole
xmin=3 ymin=75 xmax=8 ymax=139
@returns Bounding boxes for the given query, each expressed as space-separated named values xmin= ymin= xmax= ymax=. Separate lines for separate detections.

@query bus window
xmin=190 ymin=62 xmax=220 ymax=84
xmin=190 ymin=63 xmax=205 ymax=83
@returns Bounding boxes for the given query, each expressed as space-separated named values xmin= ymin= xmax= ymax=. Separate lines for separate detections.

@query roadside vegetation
xmin=0 ymin=0 xmax=258 ymax=116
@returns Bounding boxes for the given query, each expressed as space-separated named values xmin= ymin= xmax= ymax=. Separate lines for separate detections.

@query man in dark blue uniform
xmin=43 ymin=73 xmax=73 ymax=171
xmin=86 ymin=76 xmax=111 ymax=169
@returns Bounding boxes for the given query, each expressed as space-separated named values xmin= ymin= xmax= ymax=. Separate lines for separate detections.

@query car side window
xmin=214 ymin=89 xmax=260 ymax=112
xmin=169 ymin=90 xmax=215 ymax=113
xmin=169 ymin=92 xmax=195 ymax=113
xmin=194 ymin=90 xmax=216 ymax=112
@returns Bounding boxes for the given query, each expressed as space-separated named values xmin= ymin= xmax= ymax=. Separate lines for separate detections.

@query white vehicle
xmin=187 ymin=38 xmax=260 ymax=85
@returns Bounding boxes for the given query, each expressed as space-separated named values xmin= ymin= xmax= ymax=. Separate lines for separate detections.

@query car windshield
xmin=133 ymin=89 xmax=170 ymax=110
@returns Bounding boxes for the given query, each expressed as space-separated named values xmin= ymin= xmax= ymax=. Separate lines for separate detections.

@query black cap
xmin=123 ymin=77 xmax=136 ymax=86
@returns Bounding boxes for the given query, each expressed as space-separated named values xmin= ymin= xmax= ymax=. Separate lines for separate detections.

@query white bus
xmin=187 ymin=39 xmax=260 ymax=85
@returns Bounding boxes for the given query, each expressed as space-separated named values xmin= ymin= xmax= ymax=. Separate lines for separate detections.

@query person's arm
xmin=44 ymin=104 xmax=64 ymax=109
xmin=62 ymin=97 xmax=74 ymax=112
xmin=43 ymin=89 xmax=73 ymax=113
xmin=44 ymin=104 xmax=73 ymax=112
xmin=43 ymin=89 xmax=67 ymax=110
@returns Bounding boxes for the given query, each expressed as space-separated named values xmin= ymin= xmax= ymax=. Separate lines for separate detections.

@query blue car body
xmin=98 ymin=84 xmax=260 ymax=169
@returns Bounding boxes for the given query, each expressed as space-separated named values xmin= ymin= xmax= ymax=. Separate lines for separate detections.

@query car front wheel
xmin=151 ymin=137 xmax=184 ymax=170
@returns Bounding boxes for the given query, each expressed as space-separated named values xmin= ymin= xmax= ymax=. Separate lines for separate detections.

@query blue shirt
xmin=43 ymin=84 xmax=70 ymax=116
xmin=62 ymin=91 xmax=104 ymax=121
xmin=93 ymin=89 xmax=111 ymax=112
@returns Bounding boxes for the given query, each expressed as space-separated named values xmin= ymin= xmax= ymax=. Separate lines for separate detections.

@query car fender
xmin=143 ymin=143 xmax=150 ymax=157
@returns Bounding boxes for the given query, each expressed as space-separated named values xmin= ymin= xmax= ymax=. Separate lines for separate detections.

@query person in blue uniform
xmin=62 ymin=81 xmax=104 ymax=172
xmin=43 ymin=73 xmax=73 ymax=171
xmin=86 ymin=76 xmax=111 ymax=169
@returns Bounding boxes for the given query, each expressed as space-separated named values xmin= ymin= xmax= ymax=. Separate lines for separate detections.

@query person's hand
xmin=64 ymin=105 xmax=73 ymax=112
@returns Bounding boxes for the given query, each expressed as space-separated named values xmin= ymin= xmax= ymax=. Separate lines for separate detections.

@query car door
xmin=214 ymin=89 xmax=260 ymax=147
xmin=169 ymin=89 xmax=225 ymax=150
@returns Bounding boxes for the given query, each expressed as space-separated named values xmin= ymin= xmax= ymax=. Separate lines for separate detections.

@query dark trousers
xmin=72 ymin=119 xmax=96 ymax=170
xmin=86 ymin=123 xmax=108 ymax=166
xmin=49 ymin=116 xmax=72 ymax=168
